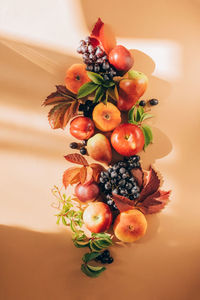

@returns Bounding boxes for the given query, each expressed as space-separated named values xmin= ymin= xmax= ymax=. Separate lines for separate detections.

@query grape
xmin=77 ymin=37 xmax=119 ymax=80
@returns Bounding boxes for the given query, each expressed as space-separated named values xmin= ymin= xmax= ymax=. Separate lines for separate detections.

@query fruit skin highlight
xmin=108 ymin=45 xmax=133 ymax=73
xmin=118 ymin=70 xmax=148 ymax=111
xmin=70 ymin=116 xmax=95 ymax=140
xmin=111 ymin=123 xmax=145 ymax=156
xmin=65 ymin=64 xmax=90 ymax=94
xmin=87 ymin=133 xmax=112 ymax=165
xmin=113 ymin=209 xmax=147 ymax=242
xmin=75 ymin=182 xmax=100 ymax=203
xmin=92 ymin=102 xmax=121 ymax=132
xmin=83 ymin=202 xmax=112 ymax=233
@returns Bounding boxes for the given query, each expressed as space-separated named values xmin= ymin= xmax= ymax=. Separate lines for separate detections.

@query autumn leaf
xmin=136 ymin=190 xmax=171 ymax=214
xmin=80 ymin=167 xmax=87 ymax=184
xmin=84 ymin=166 xmax=94 ymax=185
xmin=90 ymin=163 xmax=105 ymax=182
xmin=64 ymin=153 xmax=89 ymax=166
xmin=91 ymin=18 xmax=104 ymax=37
xmin=112 ymin=193 xmax=135 ymax=212
xmin=137 ymin=167 xmax=160 ymax=202
xmin=131 ymin=168 xmax=144 ymax=189
xmin=43 ymin=85 xmax=79 ymax=129
xmin=63 ymin=167 xmax=81 ymax=188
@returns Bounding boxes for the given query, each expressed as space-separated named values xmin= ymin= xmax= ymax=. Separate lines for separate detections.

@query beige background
xmin=0 ymin=0 xmax=200 ymax=299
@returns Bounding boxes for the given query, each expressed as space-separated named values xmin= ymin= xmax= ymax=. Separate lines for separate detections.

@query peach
xmin=65 ymin=64 xmax=90 ymax=94
xmin=113 ymin=209 xmax=147 ymax=243
xmin=92 ymin=102 xmax=121 ymax=132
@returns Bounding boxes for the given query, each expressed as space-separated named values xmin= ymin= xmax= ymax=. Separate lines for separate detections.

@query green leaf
xmin=73 ymin=240 xmax=90 ymax=248
xmin=70 ymin=220 xmax=76 ymax=232
xmin=77 ymin=82 xmax=98 ymax=98
xmin=82 ymin=252 xmax=101 ymax=263
xmin=108 ymin=85 xmax=119 ymax=101
xmin=62 ymin=216 xmax=67 ymax=226
xmin=56 ymin=216 xmax=61 ymax=225
xmin=102 ymin=81 xmax=115 ymax=88
xmin=92 ymin=232 xmax=111 ymax=239
xmin=140 ymin=113 xmax=154 ymax=122
xmin=141 ymin=124 xmax=153 ymax=150
xmin=128 ymin=105 xmax=137 ymax=123
xmin=81 ymin=264 xmax=106 ymax=278
xmin=89 ymin=240 xmax=102 ymax=252
xmin=94 ymin=86 xmax=105 ymax=103
xmin=87 ymin=72 xmax=104 ymax=84
xmin=135 ymin=107 xmax=144 ymax=122
xmin=103 ymin=90 xmax=109 ymax=105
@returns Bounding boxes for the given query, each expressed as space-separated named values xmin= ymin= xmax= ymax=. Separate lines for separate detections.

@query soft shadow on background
xmin=1 ymin=0 xmax=200 ymax=299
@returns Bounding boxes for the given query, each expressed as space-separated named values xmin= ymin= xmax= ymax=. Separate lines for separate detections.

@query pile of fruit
xmin=43 ymin=18 xmax=170 ymax=278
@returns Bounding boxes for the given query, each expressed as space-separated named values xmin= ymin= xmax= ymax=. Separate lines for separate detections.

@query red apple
xmin=75 ymin=182 xmax=100 ymax=203
xmin=108 ymin=45 xmax=133 ymax=73
xmin=83 ymin=202 xmax=112 ymax=233
xmin=118 ymin=70 xmax=148 ymax=111
xmin=111 ymin=123 xmax=144 ymax=156
xmin=70 ymin=116 xmax=94 ymax=140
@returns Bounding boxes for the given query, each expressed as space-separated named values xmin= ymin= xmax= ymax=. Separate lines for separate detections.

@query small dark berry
xmin=119 ymin=167 xmax=126 ymax=174
xmin=103 ymin=74 xmax=110 ymax=81
xmin=94 ymin=64 xmax=100 ymax=73
xmin=107 ymin=199 xmax=113 ymax=206
xmin=139 ymin=100 xmax=146 ymax=107
xmin=108 ymin=257 xmax=114 ymax=264
xmin=80 ymin=147 xmax=87 ymax=155
xmin=103 ymin=250 xmax=110 ymax=257
xmin=105 ymin=182 xmax=111 ymax=190
xmin=86 ymin=65 xmax=94 ymax=72
xmin=69 ymin=142 xmax=78 ymax=149
xmin=78 ymin=104 xmax=84 ymax=111
xmin=119 ymin=180 xmax=126 ymax=187
xmin=111 ymin=171 xmax=117 ymax=178
xmin=112 ymin=188 xmax=118 ymax=195
xmin=149 ymin=98 xmax=159 ymax=106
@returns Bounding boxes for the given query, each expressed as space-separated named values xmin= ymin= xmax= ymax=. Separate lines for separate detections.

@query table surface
xmin=0 ymin=0 xmax=200 ymax=299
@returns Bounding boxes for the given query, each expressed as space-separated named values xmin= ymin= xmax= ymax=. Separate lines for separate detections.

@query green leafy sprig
xmin=128 ymin=103 xmax=153 ymax=150
xmin=52 ymin=186 xmax=113 ymax=278
xmin=77 ymin=72 xmax=118 ymax=104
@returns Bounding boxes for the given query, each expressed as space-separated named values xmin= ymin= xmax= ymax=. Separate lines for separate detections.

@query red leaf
xmin=131 ymin=168 xmax=144 ymax=189
xmin=91 ymin=18 xmax=104 ymax=37
xmin=61 ymin=101 xmax=79 ymax=129
xmin=48 ymin=103 xmax=70 ymax=129
xmin=137 ymin=167 xmax=160 ymax=202
xmin=90 ymin=163 xmax=105 ymax=182
xmin=64 ymin=153 xmax=89 ymax=166
xmin=137 ymin=190 xmax=171 ymax=214
xmin=63 ymin=167 xmax=81 ymax=188
xmin=112 ymin=193 xmax=135 ymax=212
xmin=80 ymin=167 xmax=87 ymax=184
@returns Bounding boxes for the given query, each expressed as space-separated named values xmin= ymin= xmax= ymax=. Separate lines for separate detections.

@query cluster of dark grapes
xmin=77 ymin=36 xmax=118 ymax=81
xmin=99 ymin=155 xmax=141 ymax=210
xmin=95 ymin=250 xmax=113 ymax=264
xmin=79 ymin=100 xmax=97 ymax=118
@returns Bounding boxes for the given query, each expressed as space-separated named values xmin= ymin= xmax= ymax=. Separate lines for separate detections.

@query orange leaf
xmin=84 ymin=166 xmax=94 ymax=185
xmin=80 ymin=167 xmax=87 ymax=184
xmin=62 ymin=167 xmax=81 ymax=188
xmin=90 ymin=163 xmax=105 ymax=182
xmin=64 ymin=153 xmax=89 ymax=166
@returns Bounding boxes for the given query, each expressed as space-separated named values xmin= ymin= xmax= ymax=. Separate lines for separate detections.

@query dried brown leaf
xmin=137 ymin=190 xmax=171 ymax=214
xmin=90 ymin=163 xmax=105 ymax=182
xmin=112 ymin=193 xmax=135 ymax=212
xmin=80 ymin=167 xmax=87 ymax=184
xmin=137 ymin=167 xmax=160 ymax=202
xmin=131 ymin=168 xmax=144 ymax=189
xmin=62 ymin=167 xmax=81 ymax=188
xmin=64 ymin=153 xmax=89 ymax=166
